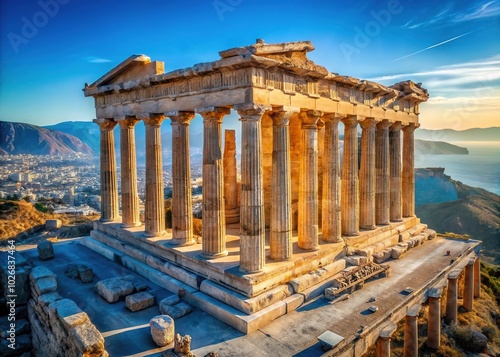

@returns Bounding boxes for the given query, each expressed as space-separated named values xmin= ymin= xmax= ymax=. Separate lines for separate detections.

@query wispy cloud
xmin=88 ymin=58 xmax=112 ymax=63
xmin=402 ymin=0 xmax=500 ymax=29
xmin=393 ymin=31 xmax=477 ymax=62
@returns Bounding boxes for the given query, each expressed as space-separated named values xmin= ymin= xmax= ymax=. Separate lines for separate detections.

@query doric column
xmin=167 ymin=111 xmax=195 ymax=246
xmin=269 ymin=107 xmax=297 ymax=260
xmin=141 ymin=113 xmax=166 ymax=237
xmin=389 ymin=121 xmax=403 ymax=222
xmin=404 ymin=304 xmax=421 ymax=357
xmin=93 ymin=118 xmax=119 ymax=222
xmin=377 ymin=323 xmax=396 ymax=357
xmin=223 ymin=130 xmax=240 ymax=224
xmin=237 ymin=104 xmax=269 ymax=272
xmin=197 ymin=107 xmax=230 ymax=258
xmin=341 ymin=115 xmax=360 ymax=236
xmin=463 ymin=259 xmax=475 ymax=311
xmin=116 ymin=116 xmax=141 ymax=228
xmin=445 ymin=269 xmax=460 ymax=324
xmin=322 ymin=114 xmax=342 ymax=242
xmin=376 ymin=119 xmax=391 ymax=225
xmin=402 ymin=123 xmax=418 ymax=217
xmin=427 ymin=288 xmax=442 ymax=350
xmin=474 ymin=256 xmax=481 ymax=298
xmin=359 ymin=117 xmax=377 ymax=230
xmin=298 ymin=110 xmax=322 ymax=250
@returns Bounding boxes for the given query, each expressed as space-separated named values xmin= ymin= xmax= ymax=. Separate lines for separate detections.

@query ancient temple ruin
xmin=83 ymin=40 xmax=432 ymax=333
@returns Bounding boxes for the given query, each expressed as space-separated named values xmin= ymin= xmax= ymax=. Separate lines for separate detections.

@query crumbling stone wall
xmin=27 ymin=266 xmax=108 ymax=357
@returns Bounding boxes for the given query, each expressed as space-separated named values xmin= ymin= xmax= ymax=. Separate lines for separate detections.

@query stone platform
xmin=82 ymin=217 xmax=429 ymax=333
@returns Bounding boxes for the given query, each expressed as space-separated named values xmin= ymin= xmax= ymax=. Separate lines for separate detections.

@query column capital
xmin=166 ymin=111 xmax=195 ymax=125
xmin=377 ymin=119 xmax=393 ymax=130
xmin=236 ymin=103 xmax=271 ymax=120
xmin=270 ymin=106 xmax=299 ymax=127
xmin=196 ymin=106 xmax=230 ymax=123
xmin=360 ymin=117 xmax=377 ymax=129
xmin=139 ymin=113 xmax=166 ymax=127
xmin=93 ymin=118 xmax=117 ymax=131
xmin=402 ymin=122 xmax=420 ymax=133
xmin=380 ymin=322 xmax=397 ymax=338
xmin=448 ymin=269 xmax=461 ymax=280
xmin=115 ymin=116 xmax=140 ymax=128
xmin=429 ymin=287 xmax=443 ymax=299
xmin=341 ymin=115 xmax=361 ymax=127
xmin=407 ymin=304 xmax=422 ymax=317
xmin=322 ymin=113 xmax=342 ymax=124
xmin=299 ymin=110 xmax=323 ymax=128
xmin=390 ymin=121 xmax=403 ymax=131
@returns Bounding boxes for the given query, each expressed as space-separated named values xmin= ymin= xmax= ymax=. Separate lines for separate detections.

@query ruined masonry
xmin=83 ymin=40 xmax=432 ymax=334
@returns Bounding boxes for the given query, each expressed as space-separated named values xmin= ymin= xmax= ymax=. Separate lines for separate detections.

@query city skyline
xmin=1 ymin=0 xmax=499 ymax=130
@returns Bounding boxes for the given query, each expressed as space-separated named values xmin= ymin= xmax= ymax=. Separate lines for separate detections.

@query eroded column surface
xmin=141 ymin=113 xmax=166 ymax=237
xmin=404 ymin=304 xmax=421 ymax=357
xmin=322 ymin=114 xmax=342 ymax=242
xmin=269 ymin=107 xmax=296 ymax=260
xmin=464 ymin=259 xmax=475 ymax=311
xmin=298 ymin=110 xmax=322 ymax=250
xmin=389 ymin=122 xmax=403 ymax=222
xmin=341 ymin=115 xmax=360 ymax=236
xmin=376 ymin=120 xmax=391 ymax=225
xmin=116 ymin=116 xmax=141 ymax=228
xmin=445 ymin=269 xmax=460 ymax=324
xmin=167 ymin=111 xmax=195 ymax=246
xmin=94 ymin=118 xmax=119 ymax=222
xmin=197 ymin=107 xmax=229 ymax=258
xmin=359 ymin=117 xmax=377 ymax=230
xmin=427 ymin=288 xmax=442 ymax=350
xmin=237 ymin=104 xmax=269 ymax=272
xmin=377 ymin=323 xmax=396 ymax=357
xmin=474 ymin=256 xmax=481 ymax=298
xmin=402 ymin=123 xmax=418 ymax=217
xmin=223 ymin=130 xmax=240 ymax=224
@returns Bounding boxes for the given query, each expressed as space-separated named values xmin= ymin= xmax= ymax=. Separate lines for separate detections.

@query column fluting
xmin=389 ymin=121 xmax=403 ymax=222
xmin=359 ymin=117 xmax=377 ymax=230
xmin=376 ymin=119 xmax=391 ymax=225
xmin=341 ymin=115 xmax=360 ymax=236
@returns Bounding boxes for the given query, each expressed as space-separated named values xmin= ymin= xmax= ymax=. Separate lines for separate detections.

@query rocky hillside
xmin=0 ymin=121 xmax=93 ymax=156
xmin=415 ymin=127 xmax=500 ymax=141
xmin=415 ymin=139 xmax=469 ymax=155
xmin=416 ymin=170 xmax=500 ymax=261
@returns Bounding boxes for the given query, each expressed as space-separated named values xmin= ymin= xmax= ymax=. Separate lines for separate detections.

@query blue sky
xmin=1 ymin=0 xmax=499 ymax=130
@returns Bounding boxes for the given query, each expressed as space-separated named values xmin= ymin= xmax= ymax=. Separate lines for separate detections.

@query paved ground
xmin=20 ymin=236 xmax=479 ymax=357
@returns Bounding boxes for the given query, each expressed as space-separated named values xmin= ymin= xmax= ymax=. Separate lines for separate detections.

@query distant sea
xmin=415 ymin=141 xmax=500 ymax=196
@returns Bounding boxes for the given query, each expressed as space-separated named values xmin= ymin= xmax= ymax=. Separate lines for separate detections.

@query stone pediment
xmin=88 ymin=54 xmax=164 ymax=87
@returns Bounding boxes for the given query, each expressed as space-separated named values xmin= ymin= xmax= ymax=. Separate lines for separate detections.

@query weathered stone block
xmin=125 ymin=292 xmax=156 ymax=312
xmin=373 ymin=249 xmax=391 ymax=264
xmin=160 ymin=295 xmax=180 ymax=308
xmin=30 ymin=266 xmax=55 ymax=282
xmin=49 ymin=298 xmax=89 ymax=330
xmin=69 ymin=321 xmax=105 ymax=355
xmin=34 ymin=276 xmax=58 ymax=296
xmin=425 ymin=229 xmax=437 ymax=240
xmin=77 ymin=265 xmax=94 ymax=283
xmin=160 ymin=302 xmax=192 ymax=319
xmin=391 ymin=246 xmax=405 ymax=260
xmin=345 ymin=255 xmax=367 ymax=266
xmin=37 ymin=291 xmax=62 ymax=307
xmin=95 ymin=277 xmax=134 ymax=303
xmin=45 ymin=219 xmax=62 ymax=229
xmin=324 ymin=287 xmax=339 ymax=301
xmin=37 ymin=240 xmax=54 ymax=260
xmin=150 ymin=315 xmax=175 ymax=347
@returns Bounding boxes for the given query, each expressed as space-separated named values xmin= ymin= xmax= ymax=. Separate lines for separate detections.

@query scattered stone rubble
xmin=37 ymin=240 xmax=54 ymax=260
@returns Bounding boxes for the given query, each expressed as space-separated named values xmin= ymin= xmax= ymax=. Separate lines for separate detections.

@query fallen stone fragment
xmin=126 ymin=292 xmax=156 ymax=312
xmin=37 ymin=240 xmax=54 ymax=260
xmin=150 ymin=315 xmax=175 ymax=347
xmin=95 ymin=277 xmax=134 ymax=303
xmin=160 ymin=302 xmax=192 ymax=319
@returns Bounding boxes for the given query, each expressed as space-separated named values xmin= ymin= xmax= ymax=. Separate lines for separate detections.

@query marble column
xmin=404 ymin=304 xmax=421 ymax=357
xmin=116 ymin=116 xmax=141 ymax=228
xmin=141 ymin=113 xmax=166 ymax=237
xmin=377 ymin=323 xmax=396 ymax=357
xmin=197 ymin=107 xmax=229 ymax=258
xmin=376 ymin=120 xmax=391 ymax=225
xmin=474 ymin=256 xmax=481 ymax=298
xmin=237 ymin=104 xmax=269 ymax=272
xmin=167 ymin=111 xmax=195 ymax=246
xmin=269 ymin=107 xmax=296 ymax=260
xmin=93 ymin=118 xmax=119 ymax=222
xmin=389 ymin=122 xmax=403 ymax=222
xmin=445 ymin=269 xmax=460 ymax=324
xmin=223 ymin=130 xmax=240 ymax=224
xmin=464 ymin=259 xmax=475 ymax=311
xmin=341 ymin=115 xmax=360 ymax=236
xmin=402 ymin=123 xmax=418 ymax=217
xmin=298 ymin=110 xmax=322 ymax=250
xmin=359 ymin=117 xmax=377 ymax=230
xmin=322 ymin=114 xmax=342 ymax=242
xmin=427 ymin=288 xmax=442 ymax=349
